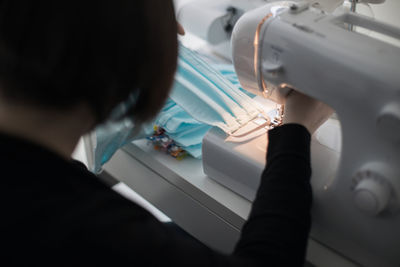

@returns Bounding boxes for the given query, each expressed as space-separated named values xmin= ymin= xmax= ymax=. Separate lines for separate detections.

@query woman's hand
xmin=177 ymin=22 xmax=185 ymax=35
xmin=283 ymin=91 xmax=334 ymax=134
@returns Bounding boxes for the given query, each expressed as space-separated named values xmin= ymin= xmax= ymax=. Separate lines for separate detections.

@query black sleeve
xmin=71 ymin=124 xmax=312 ymax=267
xmin=234 ymin=124 xmax=312 ymax=266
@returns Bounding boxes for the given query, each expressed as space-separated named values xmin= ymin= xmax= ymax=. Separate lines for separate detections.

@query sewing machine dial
xmin=351 ymin=168 xmax=393 ymax=216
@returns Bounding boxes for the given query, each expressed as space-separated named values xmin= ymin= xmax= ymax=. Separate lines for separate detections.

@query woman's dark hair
xmin=0 ymin=0 xmax=178 ymax=124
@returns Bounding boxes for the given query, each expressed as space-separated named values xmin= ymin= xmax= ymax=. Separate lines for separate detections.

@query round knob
xmin=353 ymin=172 xmax=391 ymax=216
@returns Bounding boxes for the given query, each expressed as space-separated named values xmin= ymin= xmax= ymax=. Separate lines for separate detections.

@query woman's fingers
xmin=283 ymin=91 xmax=334 ymax=134
xmin=177 ymin=22 xmax=185 ymax=35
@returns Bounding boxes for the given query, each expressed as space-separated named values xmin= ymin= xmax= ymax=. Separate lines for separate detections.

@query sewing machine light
xmin=231 ymin=1 xmax=295 ymax=99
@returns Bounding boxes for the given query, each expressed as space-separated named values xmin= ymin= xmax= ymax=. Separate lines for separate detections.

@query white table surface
xmin=102 ymin=137 xmax=358 ymax=267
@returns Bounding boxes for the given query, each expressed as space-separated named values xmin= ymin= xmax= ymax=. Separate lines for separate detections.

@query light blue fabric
xmin=93 ymin=44 xmax=261 ymax=173
xmin=154 ymin=99 xmax=212 ymax=148
xmin=156 ymin=101 xmax=202 ymax=134
xmin=213 ymin=64 xmax=256 ymax=98
xmin=171 ymin=45 xmax=261 ymax=133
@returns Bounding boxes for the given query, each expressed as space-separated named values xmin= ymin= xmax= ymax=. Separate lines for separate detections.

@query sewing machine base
xmin=203 ymin=119 xmax=342 ymax=201
xmin=203 ymin=120 xmax=399 ymax=267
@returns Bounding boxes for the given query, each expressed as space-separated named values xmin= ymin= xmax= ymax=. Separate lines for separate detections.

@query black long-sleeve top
xmin=2 ymin=124 xmax=312 ymax=266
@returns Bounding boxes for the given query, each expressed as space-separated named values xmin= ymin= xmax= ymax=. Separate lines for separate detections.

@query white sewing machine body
xmin=202 ymin=2 xmax=400 ymax=267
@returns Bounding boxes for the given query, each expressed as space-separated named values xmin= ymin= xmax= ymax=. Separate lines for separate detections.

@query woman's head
xmin=0 ymin=0 xmax=178 ymax=126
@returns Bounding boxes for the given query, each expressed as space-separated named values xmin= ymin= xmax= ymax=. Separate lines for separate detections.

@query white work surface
xmin=102 ymin=139 xmax=359 ymax=267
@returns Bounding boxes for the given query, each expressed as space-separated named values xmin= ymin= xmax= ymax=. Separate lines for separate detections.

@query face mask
xmin=156 ymin=100 xmax=203 ymax=134
xmin=168 ymin=124 xmax=211 ymax=147
xmin=213 ymin=63 xmax=256 ymax=98
xmin=93 ymin=95 xmax=155 ymax=173
xmin=94 ymin=119 xmax=134 ymax=173
xmin=154 ymin=99 xmax=212 ymax=152
xmin=170 ymin=45 xmax=265 ymax=134
xmin=94 ymin=121 xmax=155 ymax=173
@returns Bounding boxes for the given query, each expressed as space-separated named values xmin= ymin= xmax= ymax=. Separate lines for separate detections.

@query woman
xmin=0 ymin=0 xmax=332 ymax=266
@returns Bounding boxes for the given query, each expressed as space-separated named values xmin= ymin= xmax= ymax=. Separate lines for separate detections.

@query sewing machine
xmin=83 ymin=1 xmax=399 ymax=266
xmin=177 ymin=0 xmax=350 ymax=60
xmin=200 ymin=1 xmax=400 ymax=267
